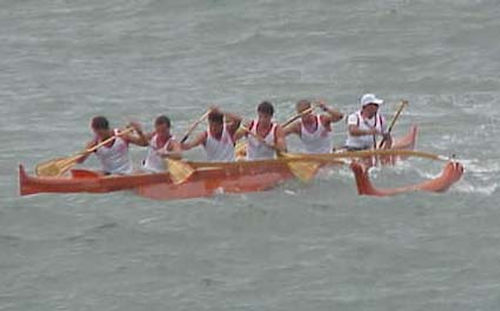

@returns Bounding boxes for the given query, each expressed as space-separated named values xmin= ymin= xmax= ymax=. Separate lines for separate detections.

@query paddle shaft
xmin=180 ymin=110 xmax=211 ymax=143
xmin=83 ymin=127 xmax=134 ymax=156
xmin=281 ymin=107 xmax=314 ymax=129
xmin=378 ymin=100 xmax=408 ymax=149
xmin=281 ymin=101 xmax=340 ymax=129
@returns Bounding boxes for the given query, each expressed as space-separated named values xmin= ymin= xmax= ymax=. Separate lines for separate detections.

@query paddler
xmin=284 ymin=99 xmax=344 ymax=153
xmin=181 ymin=107 xmax=242 ymax=162
xmin=345 ymin=93 xmax=392 ymax=151
xmin=77 ymin=116 xmax=148 ymax=175
xmin=140 ymin=115 xmax=182 ymax=172
xmin=235 ymin=101 xmax=287 ymax=160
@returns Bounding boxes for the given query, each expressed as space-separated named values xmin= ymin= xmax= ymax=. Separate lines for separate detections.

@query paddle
xmin=164 ymin=109 xmax=212 ymax=184
xmin=281 ymin=106 xmax=314 ymax=128
xmin=166 ymin=159 xmax=226 ymax=185
xmin=234 ymin=106 xmax=314 ymax=157
xmin=180 ymin=110 xmax=211 ymax=143
xmin=166 ymin=158 xmax=195 ymax=184
xmin=378 ymin=100 xmax=408 ymax=149
xmin=35 ymin=127 xmax=134 ymax=177
xmin=240 ymin=126 xmax=323 ymax=182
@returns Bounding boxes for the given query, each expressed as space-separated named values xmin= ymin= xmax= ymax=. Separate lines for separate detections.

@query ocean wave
xmin=453 ymin=181 xmax=498 ymax=196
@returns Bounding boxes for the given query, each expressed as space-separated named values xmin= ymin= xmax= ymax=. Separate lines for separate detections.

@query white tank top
xmin=204 ymin=125 xmax=235 ymax=162
xmin=300 ymin=115 xmax=332 ymax=154
xmin=345 ymin=111 xmax=385 ymax=149
xmin=94 ymin=129 xmax=133 ymax=174
xmin=247 ymin=120 xmax=277 ymax=160
xmin=143 ymin=134 xmax=173 ymax=172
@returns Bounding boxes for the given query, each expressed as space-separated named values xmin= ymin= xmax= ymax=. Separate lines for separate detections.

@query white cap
xmin=360 ymin=93 xmax=384 ymax=107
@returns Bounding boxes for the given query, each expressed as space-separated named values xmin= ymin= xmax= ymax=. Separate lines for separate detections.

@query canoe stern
xmin=19 ymin=164 xmax=37 ymax=196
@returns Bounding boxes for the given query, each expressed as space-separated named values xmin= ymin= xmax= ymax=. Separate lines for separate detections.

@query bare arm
xmin=283 ymin=121 xmax=301 ymax=137
xmin=160 ymin=139 xmax=183 ymax=159
xmin=233 ymin=121 xmax=252 ymax=142
xmin=348 ymin=124 xmax=378 ymax=137
xmin=181 ymin=132 xmax=207 ymax=151
xmin=378 ymin=116 xmax=392 ymax=148
xmin=124 ymin=122 xmax=149 ymax=146
xmin=223 ymin=111 xmax=242 ymax=136
xmin=133 ymin=131 xmax=154 ymax=147
xmin=145 ymin=132 xmax=155 ymax=143
xmin=210 ymin=107 xmax=242 ymax=136
xmin=379 ymin=136 xmax=393 ymax=149
xmin=274 ymin=125 xmax=287 ymax=153
xmin=77 ymin=140 xmax=97 ymax=163
xmin=316 ymin=100 xmax=344 ymax=124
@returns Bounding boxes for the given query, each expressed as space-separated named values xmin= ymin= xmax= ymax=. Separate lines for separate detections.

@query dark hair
xmin=208 ymin=111 xmax=224 ymax=124
xmin=257 ymin=101 xmax=274 ymax=116
xmin=91 ymin=116 xmax=109 ymax=130
xmin=155 ymin=115 xmax=171 ymax=128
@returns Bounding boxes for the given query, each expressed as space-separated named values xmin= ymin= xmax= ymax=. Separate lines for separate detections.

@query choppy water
xmin=1 ymin=0 xmax=500 ymax=310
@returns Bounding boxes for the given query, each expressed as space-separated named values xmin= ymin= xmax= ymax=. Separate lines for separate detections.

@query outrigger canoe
xmin=19 ymin=126 xmax=414 ymax=197
xmin=18 ymin=125 xmax=462 ymax=200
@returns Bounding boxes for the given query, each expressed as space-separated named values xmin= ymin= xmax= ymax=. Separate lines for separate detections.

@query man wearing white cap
xmin=344 ymin=93 xmax=392 ymax=151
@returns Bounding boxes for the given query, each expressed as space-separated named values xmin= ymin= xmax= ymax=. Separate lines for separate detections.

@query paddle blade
xmin=166 ymin=158 xmax=195 ymax=185
xmin=235 ymin=141 xmax=247 ymax=159
xmin=35 ymin=155 xmax=82 ymax=177
xmin=288 ymin=160 xmax=321 ymax=182
xmin=279 ymin=153 xmax=321 ymax=182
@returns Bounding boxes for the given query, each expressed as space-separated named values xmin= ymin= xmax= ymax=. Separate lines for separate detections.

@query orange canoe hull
xmin=136 ymin=160 xmax=296 ymax=200
xmin=19 ymin=165 xmax=171 ymax=196
xmin=19 ymin=159 xmax=298 ymax=200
